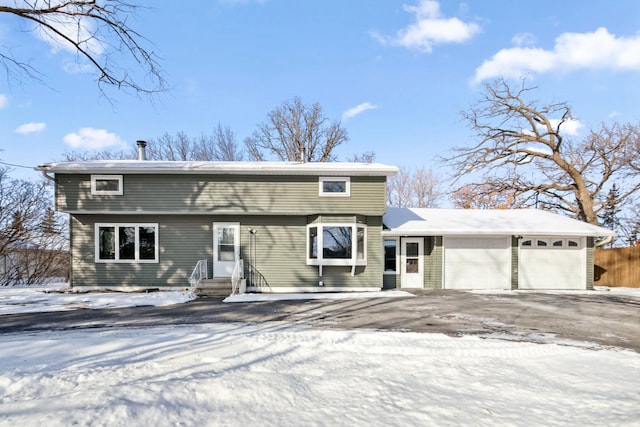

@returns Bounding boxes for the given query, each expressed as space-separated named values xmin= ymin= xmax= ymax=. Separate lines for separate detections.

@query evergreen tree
xmin=40 ymin=208 xmax=57 ymax=235
xmin=599 ymin=184 xmax=621 ymax=247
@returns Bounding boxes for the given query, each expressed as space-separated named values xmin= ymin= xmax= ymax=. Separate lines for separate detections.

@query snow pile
xmin=0 ymin=286 xmax=196 ymax=315
xmin=0 ymin=322 xmax=638 ymax=426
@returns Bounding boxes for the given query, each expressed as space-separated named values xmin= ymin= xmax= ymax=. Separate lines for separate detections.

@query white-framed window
xmin=520 ymin=237 xmax=582 ymax=249
xmin=91 ymin=175 xmax=123 ymax=195
xmin=307 ymin=223 xmax=366 ymax=266
xmin=319 ymin=177 xmax=350 ymax=196
xmin=384 ymin=238 xmax=399 ymax=274
xmin=95 ymin=223 xmax=159 ymax=263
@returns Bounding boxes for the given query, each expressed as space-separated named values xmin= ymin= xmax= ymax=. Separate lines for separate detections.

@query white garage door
xmin=444 ymin=236 xmax=511 ymax=290
xmin=518 ymin=237 xmax=585 ymax=290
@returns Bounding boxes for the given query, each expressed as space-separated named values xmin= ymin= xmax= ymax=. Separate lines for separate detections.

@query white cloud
xmin=511 ymin=32 xmax=536 ymax=47
xmin=608 ymin=110 xmax=621 ymax=119
xmin=15 ymin=122 xmax=46 ymax=135
xmin=0 ymin=94 xmax=7 ymax=109
xmin=550 ymin=118 xmax=583 ymax=136
xmin=474 ymin=27 xmax=640 ymax=83
xmin=372 ymin=0 xmax=481 ymax=52
xmin=63 ymin=128 xmax=127 ymax=150
xmin=34 ymin=8 xmax=104 ymax=57
xmin=342 ymin=102 xmax=379 ymax=121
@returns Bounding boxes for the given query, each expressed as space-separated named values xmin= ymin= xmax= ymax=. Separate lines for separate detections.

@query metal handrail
xmin=189 ymin=259 xmax=208 ymax=288
xmin=230 ymin=258 xmax=244 ymax=295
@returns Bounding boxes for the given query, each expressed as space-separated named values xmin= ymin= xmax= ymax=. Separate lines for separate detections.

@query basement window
xmin=91 ymin=175 xmax=123 ymax=195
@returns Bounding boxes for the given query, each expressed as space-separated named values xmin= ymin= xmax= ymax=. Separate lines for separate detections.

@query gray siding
xmin=57 ymin=174 xmax=387 ymax=215
xmin=383 ymin=274 xmax=398 ymax=289
xmin=70 ymin=214 xmax=383 ymax=289
xmin=586 ymin=237 xmax=594 ymax=290
xmin=511 ymin=236 xmax=519 ymax=290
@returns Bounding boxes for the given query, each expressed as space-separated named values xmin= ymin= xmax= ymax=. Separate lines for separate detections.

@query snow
xmin=383 ymin=207 xmax=616 ymax=237
xmin=0 ymin=283 xmax=196 ymax=315
xmin=0 ymin=323 xmax=639 ymax=426
xmin=224 ymin=290 xmax=413 ymax=303
xmin=1 ymin=285 xmax=640 ymax=425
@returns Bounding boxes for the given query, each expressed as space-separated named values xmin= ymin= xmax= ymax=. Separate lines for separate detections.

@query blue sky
xmin=1 ymin=0 xmax=640 ymax=181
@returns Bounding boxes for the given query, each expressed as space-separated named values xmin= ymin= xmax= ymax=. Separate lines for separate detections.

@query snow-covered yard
xmin=0 ymin=285 xmax=639 ymax=426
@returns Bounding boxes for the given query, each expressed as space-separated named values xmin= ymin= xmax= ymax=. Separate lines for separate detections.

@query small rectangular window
xmin=95 ymin=223 xmax=158 ymax=263
xmin=384 ymin=239 xmax=397 ymax=273
xmin=552 ymin=240 xmax=564 ymax=247
xmin=91 ymin=175 xmax=123 ymax=195
xmin=319 ymin=177 xmax=350 ymax=196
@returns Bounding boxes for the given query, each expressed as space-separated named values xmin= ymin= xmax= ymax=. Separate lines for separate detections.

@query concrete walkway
xmin=1 ymin=290 xmax=639 ymax=352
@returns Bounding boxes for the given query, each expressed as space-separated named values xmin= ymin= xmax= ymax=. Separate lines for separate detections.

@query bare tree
xmin=445 ymin=79 xmax=640 ymax=225
xmin=195 ymin=123 xmax=244 ymax=161
xmin=387 ymin=166 xmax=442 ymax=208
xmin=0 ymin=169 xmax=68 ymax=285
xmin=451 ymin=184 xmax=517 ymax=209
xmin=348 ymin=151 xmax=376 ymax=163
xmin=245 ymin=97 xmax=349 ymax=162
xmin=62 ymin=126 xmax=245 ymax=161
xmin=0 ymin=0 xmax=165 ymax=95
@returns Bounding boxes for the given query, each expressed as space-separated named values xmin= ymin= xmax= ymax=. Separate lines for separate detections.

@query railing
xmin=189 ymin=259 xmax=208 ymax=288
xmin=247 ymin=263 xmax=272 ymax=292
xmin=231 ymin=258 xmax=244 ymax=295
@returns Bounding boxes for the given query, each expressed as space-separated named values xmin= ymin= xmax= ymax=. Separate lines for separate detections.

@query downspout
xmin=594 ymin=235 xmax=614 ymax=247
xmin=39 ymin=168 xmax=55 ymax=182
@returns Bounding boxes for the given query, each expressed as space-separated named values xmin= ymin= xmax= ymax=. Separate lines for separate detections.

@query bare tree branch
xmin=444 ymin=79 xmax=640 ymax=225
xmin=0 ymin=0 xmax=165 ymax=96
xmin=244 ymin=97 xmax=349 ymax=162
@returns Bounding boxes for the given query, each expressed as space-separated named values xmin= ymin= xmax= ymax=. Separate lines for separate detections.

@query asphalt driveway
xmin=1 ymin=290 xmax=638 ymax=352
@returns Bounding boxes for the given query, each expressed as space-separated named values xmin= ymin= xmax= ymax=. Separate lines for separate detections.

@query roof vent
xmin=136 ymin=140 xmax=147 ymax=161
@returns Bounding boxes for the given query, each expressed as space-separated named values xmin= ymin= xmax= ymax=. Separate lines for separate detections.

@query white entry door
xmin=401 ymin=238 xmax=423 ymax=288
xmin=213 ymin=222 xmax=240 ymax=277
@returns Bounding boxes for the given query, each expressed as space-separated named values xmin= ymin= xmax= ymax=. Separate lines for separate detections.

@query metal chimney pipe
xmin=136 ymin=140 xmax=147 ymax=161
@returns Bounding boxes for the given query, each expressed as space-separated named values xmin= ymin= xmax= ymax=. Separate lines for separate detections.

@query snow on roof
xmin=383 ymin=208 xmax=616 ymax=237
xmin=36 ymin=161 xmax=398 ymax=176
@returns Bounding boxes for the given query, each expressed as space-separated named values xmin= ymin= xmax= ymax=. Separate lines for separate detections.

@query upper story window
xmin=91 ymin=175 xmax=123 ymax=195
xmin=319 ymin=177 xmax=350 ymax=197
xmin=95 ymin=223 xmax=158 ymax=263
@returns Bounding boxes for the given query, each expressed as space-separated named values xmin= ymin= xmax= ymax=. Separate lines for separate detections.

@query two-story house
xmin=37 ymin=150 xmax=398 ymax=292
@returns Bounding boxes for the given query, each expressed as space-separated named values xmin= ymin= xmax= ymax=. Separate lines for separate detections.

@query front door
xmin=213 ymin=222 xmax=240 ymax=277
xmin=401 ymin=238 xmax=423 ymax=288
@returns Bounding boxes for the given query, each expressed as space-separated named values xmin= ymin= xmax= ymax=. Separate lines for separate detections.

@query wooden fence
xmin=594 ymin=246 xmax=640 ymax=288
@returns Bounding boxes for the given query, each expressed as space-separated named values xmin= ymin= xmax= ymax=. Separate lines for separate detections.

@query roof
xmin=35 ymin=161 xmax=398 ymax=176
xmin=383 ymin=208 xmax=616 ymax=237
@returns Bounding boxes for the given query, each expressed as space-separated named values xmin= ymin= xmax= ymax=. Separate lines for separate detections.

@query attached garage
xmin=383 ymin=208 xmax=615 ymax=291
xmin=443 ymin=236 xmax=511 ymax=290
xmin=518 ymin=236 xmax=586 ymax=290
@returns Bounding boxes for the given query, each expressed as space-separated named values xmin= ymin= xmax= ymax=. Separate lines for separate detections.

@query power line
xmin=0 ymin=161 xmax=34 ymax=169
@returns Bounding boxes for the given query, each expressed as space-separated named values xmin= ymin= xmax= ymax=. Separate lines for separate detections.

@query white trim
xmin=383 ymin=237 xmax=399 ymax=275
xmin=247 ymin=286 xmax=382 ymax=293
xmin=38 ymin=161 xmax=399 ymax=176
xmin=94 ymin=223 xmax=159 ymax=263
xmin=213 ymin=222 xmax=240 ymax=277
xmin=306 ymin=223 xmax=367 ymax=267
xmin=319 ymin=176 xmax=350 ymax=196
xmin=62 ymin=210 xmax=387 ymax=216
xmin=91 ymin=175 xmax=123 ymax=195
xmin=400 ymin=237 xmax=424 ymax=288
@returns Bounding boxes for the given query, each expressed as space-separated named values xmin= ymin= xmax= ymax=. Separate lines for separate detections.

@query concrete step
xmin=195 ymin=278 xmax=232 ymax=297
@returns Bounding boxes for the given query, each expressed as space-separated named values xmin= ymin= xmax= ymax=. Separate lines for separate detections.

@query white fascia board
xmin=35 ymin=161 xmax=399 ymax=177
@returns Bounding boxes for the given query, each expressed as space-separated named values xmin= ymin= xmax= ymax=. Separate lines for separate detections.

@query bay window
xmin=307 ymin=223 xmax=367 ymax=269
